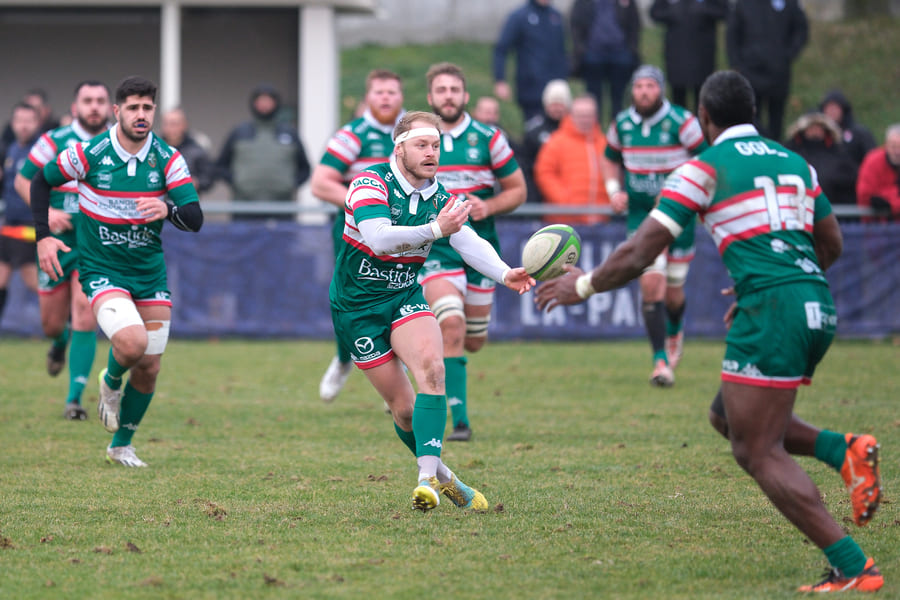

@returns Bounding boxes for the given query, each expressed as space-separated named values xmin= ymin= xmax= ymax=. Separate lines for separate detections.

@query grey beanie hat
xmin=631 ymin=64 xmax=665 ymax=89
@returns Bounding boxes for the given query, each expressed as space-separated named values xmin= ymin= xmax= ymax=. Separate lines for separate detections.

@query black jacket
xmin=650 ymin=0 xmax=728 ymax=87
xmin=173 ymin=134 xmax=215 ymax=193
xmin=726 ymin=0 xmax=808 ymax=95
xmin=570 ymin=0 xmax=641 ymax=76
xmin=818 ymin=89 xmax=878 ymax=167
xmin=784 ymin=113 xmax=858 ymax=206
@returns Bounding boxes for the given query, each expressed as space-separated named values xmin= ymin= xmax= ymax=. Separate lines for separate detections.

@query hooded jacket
xmin=784 ymin=112 xmax=858 ymax=206
xmin=534 ymin=114 xmax=610 ymax=224
xmin=818 ymin=89 xmax=878 ymax=167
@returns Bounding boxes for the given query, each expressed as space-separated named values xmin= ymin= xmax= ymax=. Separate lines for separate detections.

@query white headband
xmin=394 ymin=127 xmax=440 ymax=145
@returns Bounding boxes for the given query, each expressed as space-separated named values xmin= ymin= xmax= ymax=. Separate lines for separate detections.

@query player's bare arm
xmin=602 ymin=157 xmax=628 ymax=213
xmin=812 ymin=213 xmax=843 ymax=271
xmin=535 ymin=217 xmax=674 ymax=312
xmin=310 ymin=164 xmax=350 ymax=208
xmin=468 ymin=169 xmax=526 ymax=221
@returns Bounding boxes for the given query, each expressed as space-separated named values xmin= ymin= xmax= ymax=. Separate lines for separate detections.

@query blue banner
xmin=2 ymin=221 xmax=898 ymax=340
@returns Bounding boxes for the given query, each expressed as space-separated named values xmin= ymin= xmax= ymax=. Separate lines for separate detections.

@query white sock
xmin=417 ymin=455 xmax=440 ymax=482
xmin=435 ymin=461 xmax=453 ymax=484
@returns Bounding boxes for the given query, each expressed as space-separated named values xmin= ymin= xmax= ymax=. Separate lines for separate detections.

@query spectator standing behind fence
xmin=520 ymin=79 xmax=572 ymax=204
xmin=216 ymin=84 xmax=310 ymax=219
xmin=784 ymin=113 xmax=858 ymax=208
xmin=726 ymin=0 xmax=807 ymax=142
xmin=818 ymin=90 xmax=877 ymax=168
xmin=493 ymin=0 xmax=569 ymax=123
xmin=161 ymin=107 xmax=214 ymax=194
xmin=570 ymin=0 xmax=641 ymax=124
xmin=856 ymin=124 xmax=900 ymax=222
xmin=534 ymin=94 xmax=610 ymax=225
xmin=649 ymin=0 xmax=728 ymax=112
xmin=0 ymin=102 xmax=42 ymax=322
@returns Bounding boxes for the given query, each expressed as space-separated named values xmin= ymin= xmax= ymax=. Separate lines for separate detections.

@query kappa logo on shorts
xmin=354 ymin=337 xmax=375 ymax=354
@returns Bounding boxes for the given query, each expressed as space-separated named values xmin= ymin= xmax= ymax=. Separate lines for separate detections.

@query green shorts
xmin=79 ymin=266 xmax=171 ymax=308
xmin=37 ymin=241 xmax=81 ymax=294
xmin=331 ymin=286 xmax=433 ymax=370
xmin=722 ymin=281 xmax=836 ymax=388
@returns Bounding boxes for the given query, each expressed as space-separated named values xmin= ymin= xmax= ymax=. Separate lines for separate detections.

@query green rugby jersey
xmin=652 ymin=124 xmax=832 ymax=296
xmin=434 ymin=113 xmax=519 ymax=242
xmin=19 ymin=121 xmax=105 ymax=247
xmin=319 ymin=110 xmax=398 ymax=180
xmin=330 ymin=159 xmax=464 ymax=312
xmin=605 ymin=100 xmax=706 ymax=232
xmin=42 ymin=124 xmax=199 ymax=276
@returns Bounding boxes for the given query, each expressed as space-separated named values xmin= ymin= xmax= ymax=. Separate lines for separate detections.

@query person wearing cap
xmin=215 ymin=83 xmax=311 ymax=220
xmin=329 ymin=110 xmax=533 ymax=511
xmin=601 ymin=64 xmax=707 ymax=387
xmin=520 ymin=79 xmax=573 ymax=204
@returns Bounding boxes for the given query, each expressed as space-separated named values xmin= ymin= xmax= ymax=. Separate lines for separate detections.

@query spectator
xmin=216 ymin=83 xmax=311 ymax=219
xmin=534 ymin=94 xmax=610 ymax=225
xmin=784 ymin=113 xmax=858 ymax=208
xmin=649 ymin=0 xmax=729 ymax=112
xmin=856 ymin=124 xmax=900 ymax=222
xmin=2 ymin=88 xmax=60 ymax=150
xmin=726 ymin=0 xmax=808 ymax=141
xmin=570 ymin=0 xmax=641 ymax=124
xmin=472 ymin=96 xmax=502 ymax=128
xmin=161 ymin=107 xmax=215 ymax=193
xmin=493 ymin=0 xmax=569 ymax=122
xmin=520 ymin=79 xmax=572 ymax=204
xmin=818 ymin=89 xmax=878 ymax=168
xmin=0 ymin=102 xmax=42 ymax=320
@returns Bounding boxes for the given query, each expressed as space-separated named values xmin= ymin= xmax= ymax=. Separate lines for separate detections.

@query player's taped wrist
xmin=605 ymin=179 xmax=621 ymax=197
xmin=430 ymin=221 xmax=443 ymax=239
xmin=575 ymin=273 xmax=596 ymax=299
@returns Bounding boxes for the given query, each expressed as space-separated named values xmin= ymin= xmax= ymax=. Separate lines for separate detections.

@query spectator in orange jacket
xmin=534 ymin=94 xmax=610 ymax=225
xmin=856 ymin=123 xmax=900 ymax=222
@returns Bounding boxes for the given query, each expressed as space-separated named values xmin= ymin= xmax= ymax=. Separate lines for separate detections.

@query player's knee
xmin=97 ymin=297 xmax=145 ymax=357
xmin=41 ymin=312 xmax=67 ymax=338
xmin=433 ymin=295 xmax=465 ymax=345
xmin=464 ymin=315 xmax=490 ymax=352
xmin=144 ymin=320 xmax=171 ymax=356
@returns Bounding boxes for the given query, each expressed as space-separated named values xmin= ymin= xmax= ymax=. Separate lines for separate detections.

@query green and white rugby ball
xmin=521 ymin=224 xmax=582 ymax=281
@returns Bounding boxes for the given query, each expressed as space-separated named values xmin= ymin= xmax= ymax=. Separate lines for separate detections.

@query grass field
xmin=340 ymin=16 xmax=900 ymax=142
xmin=0 ymin=338 xmax=895 ymax=599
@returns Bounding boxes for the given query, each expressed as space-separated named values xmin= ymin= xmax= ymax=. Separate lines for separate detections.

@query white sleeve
xmin=356 ymin=216 xmax=436 ymax=255
xmin=449 ymin=226 xmax=510 ymax=284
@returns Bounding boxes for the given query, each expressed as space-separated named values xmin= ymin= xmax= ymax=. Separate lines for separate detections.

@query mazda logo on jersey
xmin=355 ymin=337 xmax=375 ymax=354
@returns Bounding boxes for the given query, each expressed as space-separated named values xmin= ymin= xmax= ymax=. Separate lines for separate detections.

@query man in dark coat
xmin=727 ymin=0 xmax=808 ymax=141
xmin=649 ymin=0 xmax=728 ymax=111
xmin=493 ymin=0 xmax=569 ymax=122
xmin=784 ymin=112 xmax=859 ymax=209
xmin=570 ymin=0 xmax=641 ymax=123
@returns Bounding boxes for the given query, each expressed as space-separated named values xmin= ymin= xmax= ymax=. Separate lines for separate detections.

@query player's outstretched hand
xmin=535 ymin=265 xmax=585 ymax=311
xmin=37 ymin=237 xmax=70 ymax=281
xmin=503 ymin=267 xmax=536 ymax=295
xmin=435 ymin=196 xmax=471 ymax=237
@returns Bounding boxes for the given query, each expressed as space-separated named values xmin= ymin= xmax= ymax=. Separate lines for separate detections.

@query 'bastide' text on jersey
xmin=42 ymin=124 xmax=199 ymax=277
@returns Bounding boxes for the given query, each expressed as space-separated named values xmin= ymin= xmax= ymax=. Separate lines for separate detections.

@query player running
xmin=313 ymin=69 xmax=406 ymax=404
xmin=422 ymin=62 xmax=527 ymax=441
xmin=32 ymin=76 xmax=203 ymax=467
xmin=16 ymin=80 xmax=111 ymax=420
xmin=330 ymin=111 xmax=533 ymax=510
xmin=537 ymin=70 xmax=883 ymax=593
xmin=602 ymin=65 xmax=707 ymax=386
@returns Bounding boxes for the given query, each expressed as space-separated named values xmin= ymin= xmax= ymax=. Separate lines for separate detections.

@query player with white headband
xmin=328 ymin=110 xmax=534 ymax=512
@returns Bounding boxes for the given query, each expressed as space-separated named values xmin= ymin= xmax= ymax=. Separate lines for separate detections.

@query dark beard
xmin=433 ymin=104 xmax=464 ymax=125
xmin=635 ymin=98 xmax=664 ymax=118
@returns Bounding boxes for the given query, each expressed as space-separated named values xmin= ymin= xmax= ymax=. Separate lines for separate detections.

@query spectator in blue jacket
xmin=493 ymin=0 xmax=569 ymax=122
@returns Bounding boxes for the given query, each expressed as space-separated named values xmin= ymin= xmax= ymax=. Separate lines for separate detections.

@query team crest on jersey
xmin=467 ymin=132 xmax=479 ymax=146
xmin=96 ymin=172 xmax=113 ymax=189
xmin=621 ymin=121 xmax=634 ymax=131
xmin=147 ymin=171 xmax=162 ymax=188
xmin=466 ymin=148 xmax=481 ymax=162
xmin=659 ymin=132 xmax=672 ymax=144
xmin=147 ymin=153 xmax=157 ymax=168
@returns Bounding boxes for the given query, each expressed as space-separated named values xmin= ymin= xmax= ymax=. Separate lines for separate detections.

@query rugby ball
xmin=521 ymin=224 xmax=582 ymax=281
